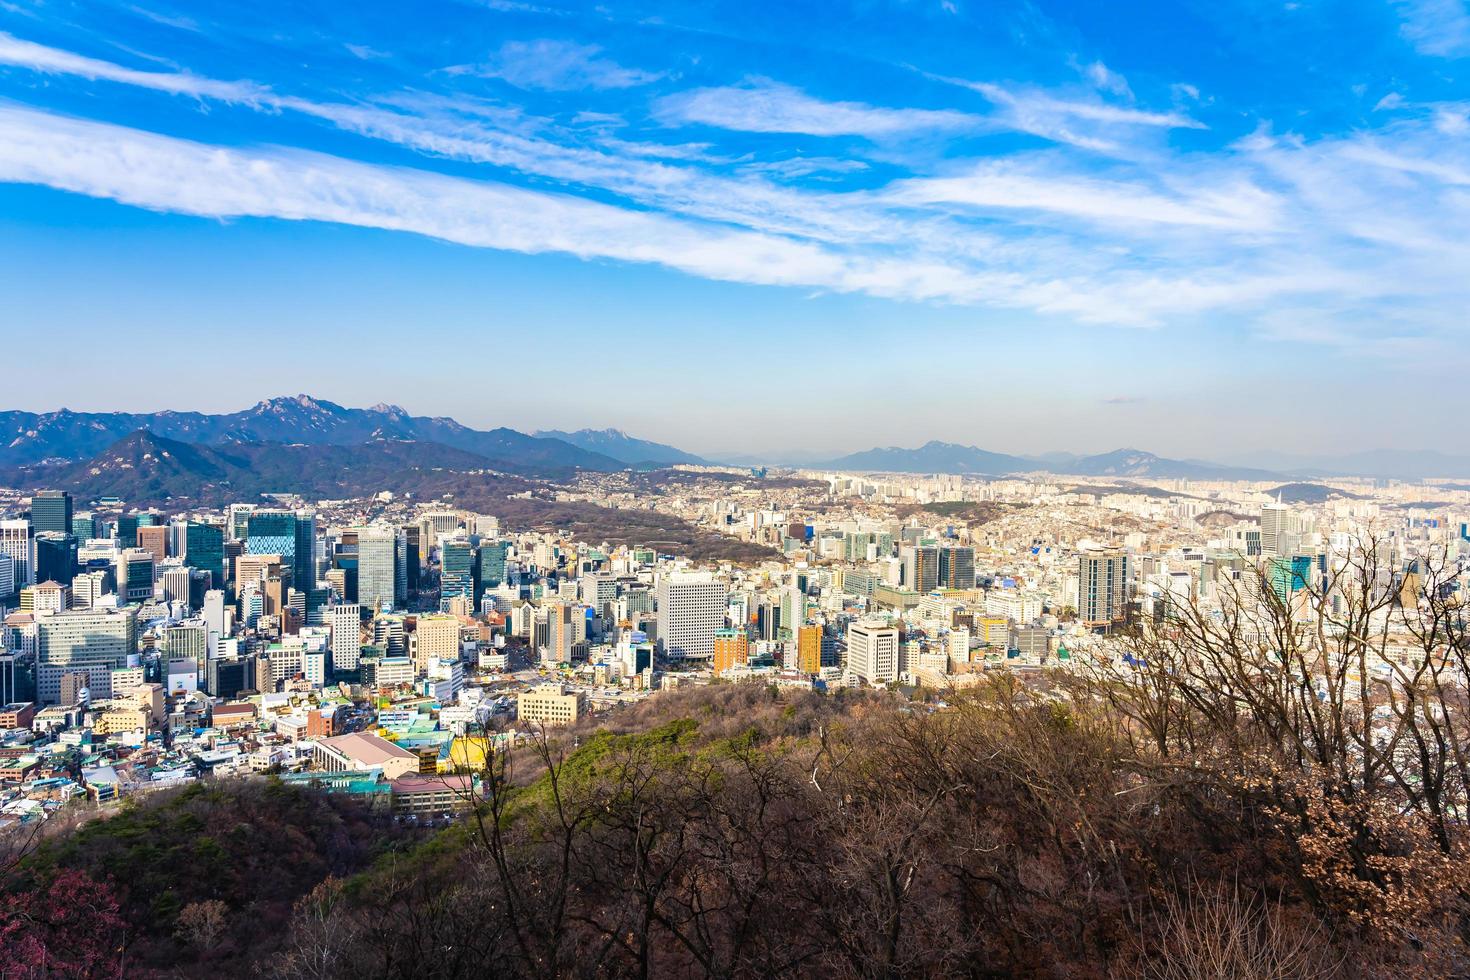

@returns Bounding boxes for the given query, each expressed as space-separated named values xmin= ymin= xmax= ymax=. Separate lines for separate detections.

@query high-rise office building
xmin=939 ymin=546 xmax=976 ymax=590
xmin=539 ymin=601 xmax=573 ymax=664
xmin=113 ymin=514 xmax=139 ymax=549
xmin=184 ymin=522 xmax=225 ymax=588
xmin=0 ymin=520 xmax=31 ymax=590
xmin=779 ymin=588 xmax=806 ymax=642
xmin=37 ymin=606 xmax=138 ymax=703
xmin=293 ymin=512 xmax=317 ymax=590
xmin=71 ymin=513 xmax=98 ymax=543
xmin=655 ymin=573 xmax=728 ymax=661
xmin=797 ymin=623 xmax=824 ymax=674
xmin=846 ymin=621 xmax=899 ymax=684
xmin=357 ymin=526 xmax=398 ymax=612
xmin=227 ymin=504 xmax=255 ymax=543
xmin=1078 ymin=552 xmax=1129 ymax=629
xmin=30 ymin=490 xmax=72 ymax=536
xmin=1267 ymin=555 xmax=1313 ymax=602
xmin=329 ymin=604 xmax=362 ymax=673
xmin=713 ymin=628 xmax=750 ymax=676
xmin=34 ymin=533 xmax=76 ymax=586
xmin=247 ymin=510 xmax=298 ymax=584
xmin=160 ymin=565 xmax=193 ymax=606
xmin=136 ymin=525 xmax=168 ymax=562
xmin=439 ymin=537 xmax=476 ymax=609
xmin=71 ymin=569 xmax=111 ymax=609
xmin=413 ymin=614 xmax=460 ymax=673
xmin=1260 ymin=503 xmax=1295 ymax=557
xmin=903 ymin=545 xmax=940 ymax=593
xmin=117 ymin=548 xmax=156 ymax=604
xmin=163 ymin=622 xmax=209 ymax=678
xmin=478 ymin=540 xmax=510 ymax=592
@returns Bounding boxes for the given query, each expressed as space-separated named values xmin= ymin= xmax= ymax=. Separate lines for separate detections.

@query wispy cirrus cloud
xmin=0 ymin=32 xmax=1467 ymax=348
xmin=886 ymin=161 xmax=1281 ymax=232
xmin=344 ymin=43 xmax=390 ymax=61
xmin=654 ymin=78 xmax=979 ymax=137
xmin=0 ymin=30 xmax=267 ymax=101
xmin=450 ymin=38 xmax=663 ymax=90
xmin=1393 ymin=0 xmax=1470 ymax=57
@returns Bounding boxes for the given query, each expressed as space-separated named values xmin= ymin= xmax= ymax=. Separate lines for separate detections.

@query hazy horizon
xmin=0 ymin=391 xmax=1464 ymax=465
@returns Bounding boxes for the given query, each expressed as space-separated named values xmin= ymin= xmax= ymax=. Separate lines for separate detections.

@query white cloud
xmin=1082 ymin=60 xmax=1132 ymax=99
xmin=0 ymin=30 xmax=267 ymax=102
xmin=344 ymin=43 xmax=390 ymax=61
xmin=456 ymin=39 xmax=662 ymax=90
xmin=0 ymin=104 xmax=867 ymax=293
xmin=1393 ymin=0 xmax=1470 ymax=57
xmin=0 ymin=34 xmax=1467 ymax=349
xmin=887 ymin=162 xmax=1281 ymax=231
xmin=919 ymin=72 xmax=1204 ymax=153
xmin=655 ymin=79 xmax=980 ymax=137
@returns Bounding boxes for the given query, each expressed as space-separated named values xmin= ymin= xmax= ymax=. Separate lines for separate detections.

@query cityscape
xmin=2 ymin=0 xmax=1469 ymax=977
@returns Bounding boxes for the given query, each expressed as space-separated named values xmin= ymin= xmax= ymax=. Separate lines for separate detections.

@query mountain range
xmin=0 ymin=430 xmax=536 ymax=507
xmin=4 ymin=397 xmax=1465 ymax=482
xmin=533 ymin=428 xmax=707 ymax=466
xmin=820 ymin=442 xmax=1284 ymax=481
xmin=0 ymin=395 xmax=623 ymax=472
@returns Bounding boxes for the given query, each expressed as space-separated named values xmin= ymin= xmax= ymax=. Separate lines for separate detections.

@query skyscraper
xmin=117 ymin=548 xmax=156 ymax=604
xmin=33 ymin=533 xmax=76 ymax=586
xmin=136 ymin=524 xmax=168 ymax=561
xmin=439 ymin=537 xmax=475 ymax=609
xmin=0 ymin=520 xmax=31 ymax=590
xmin=846 ymin=621 xmax=899 ymax=684
xmin=713 ymin=628 xmax=750 ymax=676
xmin=30 ymin=490 xmax=72 ymax=536
xmin=478 ymin=539 xmax=510 ymax=592
xmin=655 ymin=573 xmax=728 ymax=662
xmin=1078 ymin=552 xmax=1129 ymax=629
xmin=903 ymin=545 xmax=940 ymax=593
xmin=184 ymin=521 xmax=225 ymax=588
xmin=357 ymin=526 xmax=398 ymax=612
xmin=37 ymin=606 xmax=138 ymax=703
xmin=939 ymin=546 xmax=976 ymax=590
xmin=329 ymin=604 xmax=362 ymax=673
xmin=293 ymin=512 xmax=317 ymax=590
xmin=797 ymin=623 xmax=824 ymax=674
xmin=1260 ymin=503 xmax=1295 ymax=557
xmin=247 ymin=510 xmax=298 ymax=584
xmin=113 ymin=514 xmax=139 ymax=549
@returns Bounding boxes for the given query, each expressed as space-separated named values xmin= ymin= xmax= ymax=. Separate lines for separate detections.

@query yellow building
xmin=797 ymin=624 xmax=823 ymax=674
xmin=977 ymin=616 xmax=1010 ymax=647
xmin=713 ymin=628 xmax=750 ymax=677
xmin=93 ymin=707 xmax=150 ymax=735
xmin=517 ymin=685 xmax=584 ymax=726
xmin=411 ymin=615 xmax=460 ymax=674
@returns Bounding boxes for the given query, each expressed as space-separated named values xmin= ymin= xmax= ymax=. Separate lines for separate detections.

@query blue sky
xmin=0 ymin=0 xmax=1466 ymax=459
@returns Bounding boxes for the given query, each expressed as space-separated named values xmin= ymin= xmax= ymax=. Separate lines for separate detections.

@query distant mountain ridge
xmin=1230 ymin=449 xmax=1470 ymax=481
xmin=0 ymin=430 xmax=536 ymax=507
xmin=534 ymin=428 xmax=707 ymax=466
xmin=0 ymin=395 xmax=627 ymax=472
xmin=821 ymin=442 xmax=1282 ymax=480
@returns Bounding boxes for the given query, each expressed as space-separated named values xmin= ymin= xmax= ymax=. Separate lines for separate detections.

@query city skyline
xmin=1 ymin=1 xmax=1467 ymax=455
